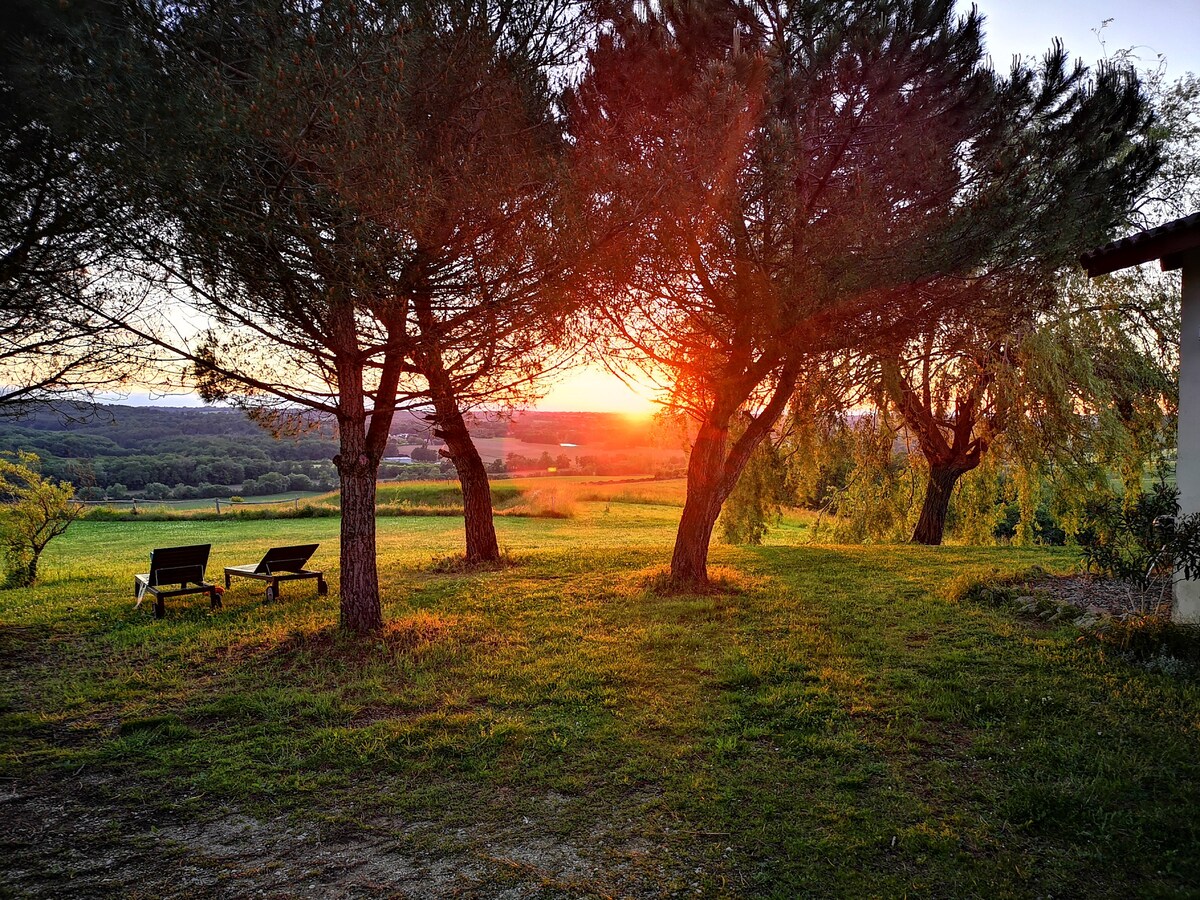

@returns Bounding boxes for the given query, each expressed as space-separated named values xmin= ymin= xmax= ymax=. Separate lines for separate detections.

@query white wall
xmin=1175 ymin=251 xmax=1200 ymax=621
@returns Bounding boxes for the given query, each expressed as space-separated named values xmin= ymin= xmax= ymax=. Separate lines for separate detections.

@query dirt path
xmin=1 ymin=774 xmax=675 ymax=899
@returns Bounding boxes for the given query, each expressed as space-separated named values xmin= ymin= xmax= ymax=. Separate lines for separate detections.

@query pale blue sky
xmin=966 ymin=0 xmax=1199 ymax=76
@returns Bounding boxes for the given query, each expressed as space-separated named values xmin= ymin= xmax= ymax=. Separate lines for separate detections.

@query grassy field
xmin=2 ymin=478 xmax=1199 ymax=897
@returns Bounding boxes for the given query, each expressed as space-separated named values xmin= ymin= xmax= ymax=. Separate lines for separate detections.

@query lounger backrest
xmin=149 ymin=544 xmax=211 ymax=586
xmin=255 ymin=544 xmax=319 ymax=575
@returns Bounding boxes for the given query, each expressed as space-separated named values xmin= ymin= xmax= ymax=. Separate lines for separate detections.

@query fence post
xmin=215 ymin=499 xmax=221 ymax=514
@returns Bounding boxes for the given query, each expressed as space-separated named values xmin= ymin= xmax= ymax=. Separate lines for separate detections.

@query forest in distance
xmin=0 ymin=405 xmax=687 ymax=499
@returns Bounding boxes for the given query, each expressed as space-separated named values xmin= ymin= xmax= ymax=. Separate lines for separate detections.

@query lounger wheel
xmin=265 ymin=584 xmax=277 ymax=603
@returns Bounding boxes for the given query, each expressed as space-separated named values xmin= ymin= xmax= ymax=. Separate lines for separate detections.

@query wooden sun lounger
xmin=134 ymin=544 xmax=220 ymax=619
xmin=223 ymin=543 xmax=327 ymax=602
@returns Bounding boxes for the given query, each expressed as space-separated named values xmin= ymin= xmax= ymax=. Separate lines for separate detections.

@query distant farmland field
xmin=396 ymin=435 xmax=687 ymax=470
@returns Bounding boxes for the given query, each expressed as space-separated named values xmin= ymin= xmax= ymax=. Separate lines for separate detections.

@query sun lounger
xmin=134 ymin=544 xmax=221 ymax=619
xmin=223 ymin=544 xmax=327 ymax=602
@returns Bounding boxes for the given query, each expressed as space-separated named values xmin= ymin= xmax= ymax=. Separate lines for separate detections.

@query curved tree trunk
xmin=435 ymin=401 xmax=500 ymax=563
xmin=670 ymin=421 xmax=730 ymax=588
xmin=911 ymin=464 xmax=963 ymax=546
xmin=668 ymin=366 xmax=799 ymax=590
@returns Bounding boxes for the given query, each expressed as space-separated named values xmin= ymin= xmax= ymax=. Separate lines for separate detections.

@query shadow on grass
xmin=4 ymin=542 xmax=1200 ymax=897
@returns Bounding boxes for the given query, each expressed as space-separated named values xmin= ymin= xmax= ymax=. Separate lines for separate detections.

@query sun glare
xmin=535 ymin=366 xmax=659 ymax=416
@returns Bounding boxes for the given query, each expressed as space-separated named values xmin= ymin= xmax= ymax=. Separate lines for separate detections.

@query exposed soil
xmin=0 ymin=773 xmax=679 ymax=899
xmin=1019 ymin=574 xmax=1172 ymax=620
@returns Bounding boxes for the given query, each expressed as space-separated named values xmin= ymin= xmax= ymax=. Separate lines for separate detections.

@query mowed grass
xmin=1 ymin=479 xmax=1199 ymax=896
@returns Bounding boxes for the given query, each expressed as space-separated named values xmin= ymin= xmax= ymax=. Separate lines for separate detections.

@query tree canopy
xmin=0 ymin=0 xmax=139 ymax=414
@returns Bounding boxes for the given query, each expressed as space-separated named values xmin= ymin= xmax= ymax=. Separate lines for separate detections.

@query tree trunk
xmin=668 ymin=367 xmax=799 ymax=590
xmin=669 ymin=421 xmax=730 ymax=588
xmin=911 ymin=464 xmax=963 ymax=546
xmin=433 ymin=398 xmax=500 ymax=563
xmin=411 ymin=282 xmax=499 ymax=563
xmin=334 ymin=431 xmax=383 ymax=634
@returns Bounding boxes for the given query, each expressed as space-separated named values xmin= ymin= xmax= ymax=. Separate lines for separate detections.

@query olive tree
xmin=0 ymin=451 xmax=80 ymax=588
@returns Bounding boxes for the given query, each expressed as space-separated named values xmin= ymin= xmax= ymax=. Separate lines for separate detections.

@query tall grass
xmin=573 ymin=478 xmax=688 ymax=507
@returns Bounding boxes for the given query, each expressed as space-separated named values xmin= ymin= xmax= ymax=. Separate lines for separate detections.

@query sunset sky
xmin=115 ymin=0 xmax=1199 ymax=416
xmin=537 ymin=0 xmax=1200 ymax=414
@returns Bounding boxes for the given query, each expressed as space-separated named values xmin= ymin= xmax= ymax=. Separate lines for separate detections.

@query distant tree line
xmin=0 ymin=406 xmax=342 ymax=497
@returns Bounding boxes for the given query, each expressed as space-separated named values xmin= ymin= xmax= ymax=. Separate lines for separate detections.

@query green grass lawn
xmin=2 ymin=483 xmax=1198 ymax=897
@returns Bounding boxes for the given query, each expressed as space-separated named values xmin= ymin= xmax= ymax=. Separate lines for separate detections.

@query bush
xmin=994 ymin=500 xmax=1068 ymax=546
xmin=1085 ymin=613 xmax=1200 ymax=677
xmin=142 ymin=482 xmax=171 ymax=500
xmin=243 ymin=472 xmax=289 ymax=496
xmin=1077 ymin=483 xmax=1179 ymax=590
xmin=287 ymin=473 xmax=316 ymax=491
xmin=107 ymin=483 xmax=129 ymax=500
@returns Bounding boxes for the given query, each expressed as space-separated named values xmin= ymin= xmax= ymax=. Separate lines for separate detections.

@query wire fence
xmin=76 ymin=496 xmax=309 ymax=514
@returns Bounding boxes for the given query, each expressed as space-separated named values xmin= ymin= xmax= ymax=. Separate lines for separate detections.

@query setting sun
xmin=535 ymin=365 xmax=660 ymax=415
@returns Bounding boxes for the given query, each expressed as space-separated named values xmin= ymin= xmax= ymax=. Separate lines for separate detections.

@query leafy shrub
xmin=142 ymin=481 xmax=171 ymax=500
xmin=1076 ymin=483 xmax=1180 ymax=590
xmin=287 ymin=473 xmax=316 ymax=491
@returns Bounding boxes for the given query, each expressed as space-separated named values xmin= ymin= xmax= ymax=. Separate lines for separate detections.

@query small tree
xmin=411 ymin=445 xmax=440 ymax=463
xmin=0 ymin=451 xmax=80 ymax=587
xmin=867 ymin=63 xmax=1188 ymax=545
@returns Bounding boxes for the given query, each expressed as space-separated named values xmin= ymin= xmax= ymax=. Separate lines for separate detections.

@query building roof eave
xmin=1080 ymin=212 xmax=1200 ymax=277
